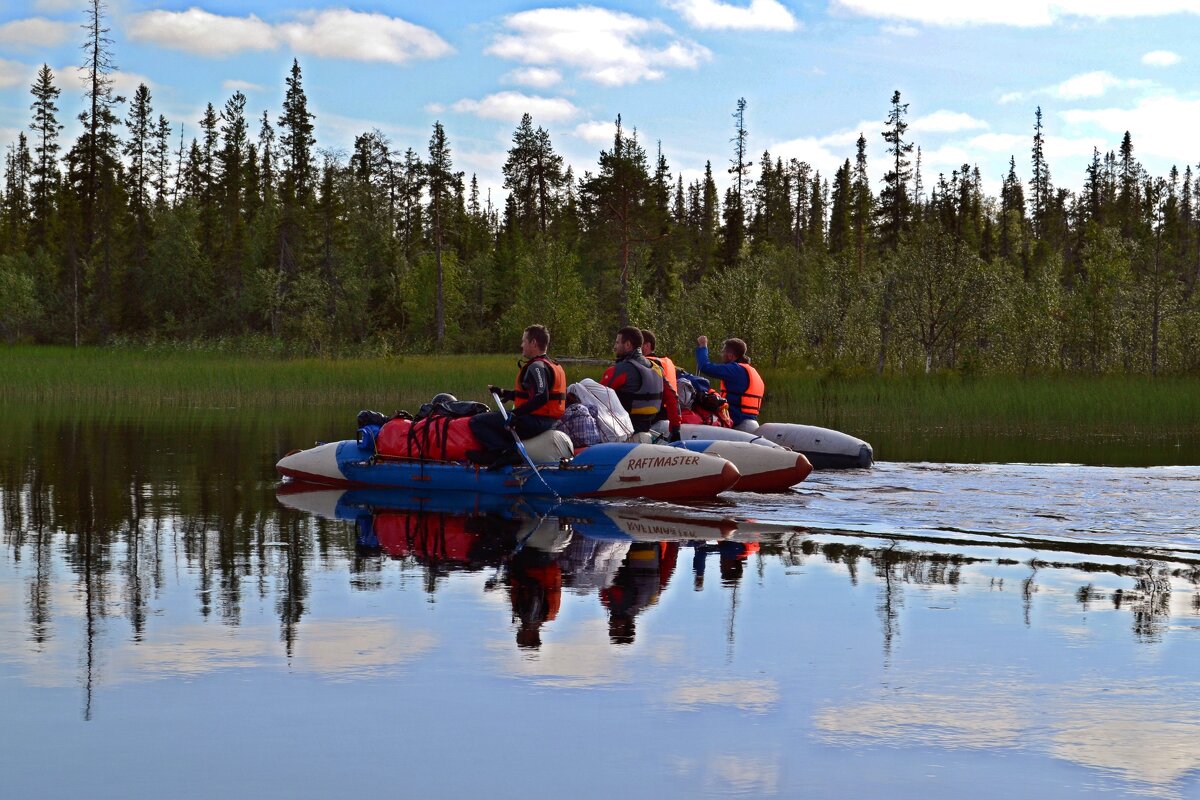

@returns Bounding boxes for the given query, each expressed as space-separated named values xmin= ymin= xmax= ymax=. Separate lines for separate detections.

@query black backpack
xmin=414 ymin=400 xmax=489 ymax=421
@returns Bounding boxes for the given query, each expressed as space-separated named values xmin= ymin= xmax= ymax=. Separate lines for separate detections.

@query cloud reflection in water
xmin=815 ymin=679 xmax=1200 ymax=796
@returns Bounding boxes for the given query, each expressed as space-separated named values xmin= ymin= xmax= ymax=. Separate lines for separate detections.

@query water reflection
xmin=282 ymin=488 xmax=736 ymax=650
xmin=5 ymin=410 xmax=1200 ymax=797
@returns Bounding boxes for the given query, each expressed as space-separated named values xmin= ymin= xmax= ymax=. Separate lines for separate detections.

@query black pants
xmin=631 ymin=414 xmax=655 ymax=433
xmin=469 ymin=412 xmax=556 ymax=454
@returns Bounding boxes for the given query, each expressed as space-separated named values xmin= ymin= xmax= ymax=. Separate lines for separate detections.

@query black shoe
xmin=487 ymin=449 xmax=522 ymax=471
xmin=467 ymin=449 xmax=497 ymax=466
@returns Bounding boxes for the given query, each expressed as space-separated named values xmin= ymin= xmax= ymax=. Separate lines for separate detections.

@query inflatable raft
xmin=671 ymin=439 xmax=811 ymax=492
xmin=277 ymin=430 xmax=740 ymax=500
xmin=276 ymin=484 xmax=796 ymax=544
xmin=677 ymin=422 xmax=873 ymax=470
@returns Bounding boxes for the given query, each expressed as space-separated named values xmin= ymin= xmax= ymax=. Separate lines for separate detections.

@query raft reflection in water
xmin=278 ymin=484 xmax=765 ymax=649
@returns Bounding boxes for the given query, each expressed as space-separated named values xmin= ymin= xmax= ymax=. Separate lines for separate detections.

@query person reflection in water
xmin=507 ymin=543 xmax=563 ymax=649
xmin=692 ymin=540 xmax=759 ymax=588
xmin=600 ymin=542 xmax=678 ymax=644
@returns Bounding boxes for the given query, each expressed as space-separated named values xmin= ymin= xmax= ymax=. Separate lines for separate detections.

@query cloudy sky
xmin=0 ymin=0 xmax=1198 ymax=199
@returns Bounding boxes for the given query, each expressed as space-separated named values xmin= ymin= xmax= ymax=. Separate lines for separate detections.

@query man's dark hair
xmin=640 ymin=329 xmax=656 ymax=351
xmin=524 ymin=324 xmax=550 ymax=350
xmin=722 ymin=337 xmax=748 ymax=361
xmin=617 ymin=326 xmax=643 ymax=350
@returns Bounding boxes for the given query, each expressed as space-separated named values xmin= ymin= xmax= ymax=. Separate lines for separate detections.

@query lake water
xmin=2 ymin=408 xmax=1200 ymax=799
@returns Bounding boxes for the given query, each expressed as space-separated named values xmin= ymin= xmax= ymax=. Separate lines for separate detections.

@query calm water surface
xmin=2 ymin=408 xmax=1199 ymax=799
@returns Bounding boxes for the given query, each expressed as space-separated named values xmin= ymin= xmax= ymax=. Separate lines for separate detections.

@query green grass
xmin=769 ymin=370 xmax=1200 ymax=438
xmin=3 ymin=346 xmax=1198 ymax=440
xmin=0 ymin=345 xmax=608 ymax=411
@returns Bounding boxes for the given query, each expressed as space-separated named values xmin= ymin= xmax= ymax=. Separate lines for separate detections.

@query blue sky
xmin=1 ymin=0 xmax=1199 ymax=201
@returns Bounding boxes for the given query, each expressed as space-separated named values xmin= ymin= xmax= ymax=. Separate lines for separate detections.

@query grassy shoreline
xmin=2 ymin=345 xmax=1199 ymax=439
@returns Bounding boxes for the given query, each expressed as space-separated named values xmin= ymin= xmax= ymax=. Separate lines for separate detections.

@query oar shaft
xmin=491 ymin=391 xmax=559 ymax=498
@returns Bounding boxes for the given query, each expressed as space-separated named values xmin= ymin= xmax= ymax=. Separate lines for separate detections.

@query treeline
xmin=2 ymin=10 xmax=1199 ymax=374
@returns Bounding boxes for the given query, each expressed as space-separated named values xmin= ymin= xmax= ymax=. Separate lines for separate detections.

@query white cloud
xmin=504 ymin=67 xmax=564 ymax=88
xmin=1054 ymin=70 xmax=1148 ymax=100
xmin=129 ymin=8 xmax=451 ymax=64
xmin=487 ymin=7 xmax=711 ymax=86
xmin=767 ymin=109 xmax=982 ymax=181
xmin=912 ymin=109 xmax=988 ymax=133
xmin=54 ymin=64 xmax=155 ymax=99
xmin=1142 ymin=49 xmax=1181 ymax=67
xmin=882 ymin=23 xmax=919 ymax=36
xmin=834 ymin=0 xmax=1200 ymax=27
xmin=278 ymin=10 xmax=453 ymax=64
xmin=0 ymin=58 xmax=28 ymax=89
xmin=222 ymin=79 xmax=267 ymax=93
xmin=666 ymin=0 xmax=799 ymax=31
xmin=573 ymin=119 xmax=619 ymax=145
xmin=448 ymin=91 xmax=580 ymax=122
xmin=919 ymin=144 xmax=974 ymax=169
xmin=1060 ymin=94 xmax=1200 ymax=161
xmin=0 ymin=17 xmax=74 ymax=49
xmin=966 ymin=132 xmax=1027 ymax=153
xmin=312 ymin=113 xmax=428 ymax=153
xmin=129 ymin=8 xmax=276 ymax=57
xmin=1001 ymin=71 xmax=1152 ymax=105
xmin=767 ymin=133 xmax=855 ymax=178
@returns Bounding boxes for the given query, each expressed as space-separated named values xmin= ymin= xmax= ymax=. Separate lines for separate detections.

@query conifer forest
xmin=3 ymin=7 xmax=1200 ymax=377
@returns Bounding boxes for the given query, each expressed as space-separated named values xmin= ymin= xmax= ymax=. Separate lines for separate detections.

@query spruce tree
xmin=257 ymin=110 xmax=277 ymax=207
xmin=217 ymin=91 xmax=250 ymax=321
xmin=28 ymin=64 xmax=62 ymax=248
xmin=851 ymin=133 xmax=873 ymax=273
xmin=502 ymin=114 xmax=564 ymax=238
xmin=999 ymin=155 xmax=1025 ymax=262
xmin=274 ymin=59 xmax=315 ymax=333
xmin=1030 ymin=107 xmax=1052 ymax=238
xmin=827 ymin=159 xmax=852 ymax=255
xmin=698 ymin=160 xmax=719 ymax=278
xmin=722 ymin=97 xmax=751 ymax=266
xmin=2 ymin=133 xmax=33 ymax=251
xmin=152 ymin=114 xmax=172 ymax=206
xmin=425 ymin=121 xmax=462 ymax=345
xmin=580 ymin=116 xmax=655 ymax=323
xmin=791 ymin=159 xmax=810 ymax=252
xmin=278 ymin=59 xmax=315 ymax=206
xmin=123 ymin=83 xmax=153 ymax=226
xmin=69 ymin=0 xmax=126 ymax=343
xmin=877 ymin=90 xmax=913 ymax=251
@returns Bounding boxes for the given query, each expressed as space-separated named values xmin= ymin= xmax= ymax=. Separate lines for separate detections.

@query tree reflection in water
xmin=2 ymin=411 xmax=1200 ymax=722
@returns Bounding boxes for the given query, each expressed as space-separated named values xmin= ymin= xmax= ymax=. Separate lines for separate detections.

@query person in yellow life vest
xmin=601 ymin=326 xmax=664 ymax=434
xmin=640 ymin=329 xmax=682 ymax=441
xmin=468 ymin=324 xmax=566 ymax=466
xmin=600 ymin=541 xmax=679 ymax=644
xmin=695 ymin=335 xmax=765 ymax=432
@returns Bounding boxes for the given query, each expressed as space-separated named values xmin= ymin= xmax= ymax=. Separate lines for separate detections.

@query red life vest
xmin=514 ymin=355 xmax=567 ymax=418
xmin=719 ymin=362 xmax=765 ymax=417
xmin=647 ymin=355 xmax=678 ymax=395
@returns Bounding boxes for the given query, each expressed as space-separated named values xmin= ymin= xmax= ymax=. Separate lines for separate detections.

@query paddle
xmin=490 ymin=390 xmax=560 ymax=499
xmin=482 ymin=509 xmax=553 ymax=592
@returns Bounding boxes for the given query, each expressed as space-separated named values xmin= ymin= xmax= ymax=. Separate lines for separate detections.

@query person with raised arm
xmin=695 ymin=335 xmax=765 ymax=432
